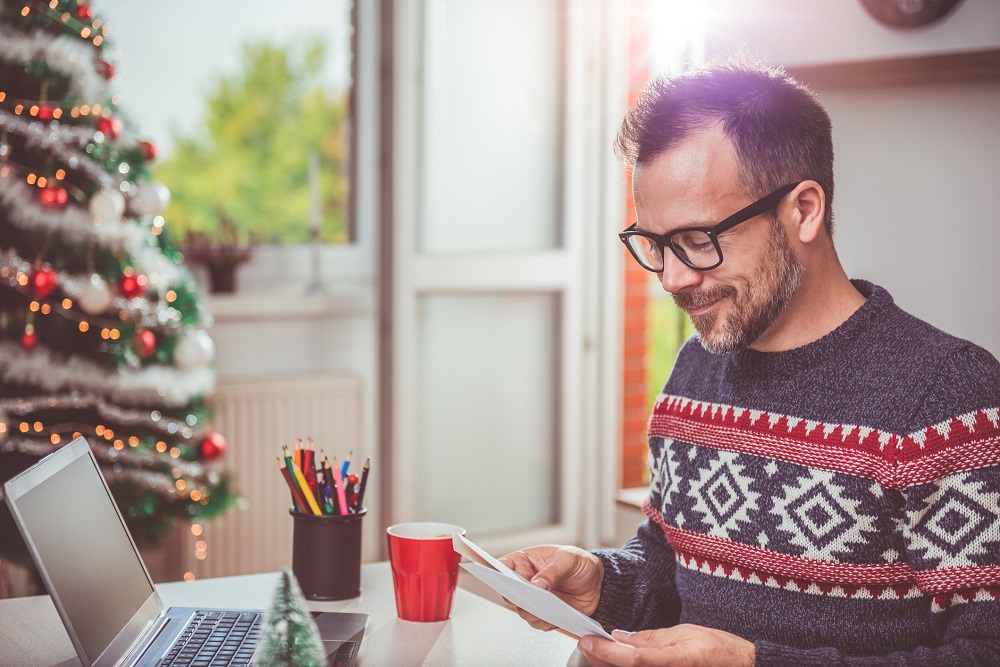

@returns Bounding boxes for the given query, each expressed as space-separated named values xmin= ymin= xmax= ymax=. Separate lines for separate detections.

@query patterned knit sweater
xmin=592 ymin=281 xmax=1000 ymax=665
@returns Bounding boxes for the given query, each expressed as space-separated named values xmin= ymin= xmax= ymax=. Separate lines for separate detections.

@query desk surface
xmin=0 ymin=562 xmax=587 ymax=667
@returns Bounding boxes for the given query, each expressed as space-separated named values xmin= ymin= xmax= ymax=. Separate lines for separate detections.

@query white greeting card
xmin=452 ymin=533 xmax=613 ymax=640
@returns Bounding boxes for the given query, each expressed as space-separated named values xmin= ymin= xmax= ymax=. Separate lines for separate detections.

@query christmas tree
xmin=255 ymin=568 xmax=326 ymax=667
xmin=0 ymin=0 xmax=237 ymax=571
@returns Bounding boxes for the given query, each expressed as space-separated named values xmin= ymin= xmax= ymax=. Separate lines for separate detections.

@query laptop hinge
xmin=119 ymin=614 xmax=171 ymax=667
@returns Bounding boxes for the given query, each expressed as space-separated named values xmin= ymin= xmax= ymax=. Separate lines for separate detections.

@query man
xmin=501 ymin=57 xmax=1000 ymax=666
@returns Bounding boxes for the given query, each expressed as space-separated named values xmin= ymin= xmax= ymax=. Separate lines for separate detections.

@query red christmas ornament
xmin=75 ymin=3 xmax=93 ymax=20
xmin=97 ymin=115 xmax=122 ymax=139
xmin=39 ymin=185 xmax=69 ymax=208
xmin=199 ymin=432 xmax=227 ymax=461
xmin=38 ymin=105 xmax=54 ymax=120
xmin=21 ymin=328 xmax=38 ymax=351
xmin=139 ymin=141 xmax=157 ymax=162
xmin=133 ymin=329 xmax=157 ymax=358
xmin=30 ymin=267 xmax=58 ymax=298
xmin=118 ymin=273 xmax=147 ymax=298
xmin=96 ymin=58 xmax=115 ymax=80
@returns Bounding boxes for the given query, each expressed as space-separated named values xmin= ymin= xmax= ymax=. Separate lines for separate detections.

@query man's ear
xmin=786 ymin=180 xmax=826 ymax=244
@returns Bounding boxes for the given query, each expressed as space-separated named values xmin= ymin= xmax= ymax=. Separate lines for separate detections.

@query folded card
xmin=452 ymin=533 xmax=613 ymax=640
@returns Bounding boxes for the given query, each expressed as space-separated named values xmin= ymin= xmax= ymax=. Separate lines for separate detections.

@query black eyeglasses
xmin=619 ymin=182 xmax=802 ymax=272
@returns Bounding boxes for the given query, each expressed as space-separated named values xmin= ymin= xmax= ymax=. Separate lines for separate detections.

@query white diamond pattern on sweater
xmin=687 ymin=449 xmax=761 ymax=541
xmin=772 ymin=467 xmax=880 ymax=561
xmin=907 ymin=470 xmax=1000 ymax=568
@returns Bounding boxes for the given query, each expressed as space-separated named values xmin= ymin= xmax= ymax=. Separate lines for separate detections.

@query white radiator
xmin=175 ymin=373 xmax=363 ymax=581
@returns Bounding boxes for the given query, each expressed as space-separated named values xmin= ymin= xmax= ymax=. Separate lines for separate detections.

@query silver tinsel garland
xmin=0 ymin=340 xmax=215 ymax=407
xmin=0 ymin=109 xmax=122 ymax=189
xmin=0 ymin=27 xmax=111 ymax=104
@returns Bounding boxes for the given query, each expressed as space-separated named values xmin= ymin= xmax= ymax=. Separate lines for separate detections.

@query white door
xmin=387 ymin=0 xmax=627 ymax=554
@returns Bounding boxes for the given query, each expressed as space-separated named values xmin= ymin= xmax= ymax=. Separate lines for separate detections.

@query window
xmin=95 ymin=1 xmax=358 ymax=293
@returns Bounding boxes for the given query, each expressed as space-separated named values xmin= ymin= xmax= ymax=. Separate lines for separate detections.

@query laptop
xmin=3 ymin=437 xmax=368 ymax=667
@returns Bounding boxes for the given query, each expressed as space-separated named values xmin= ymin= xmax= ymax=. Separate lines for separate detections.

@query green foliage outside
xmin=155 ymin=38 xmax=349 ymax=245
xmin=647 ymin=294 xmax=695 ymax=411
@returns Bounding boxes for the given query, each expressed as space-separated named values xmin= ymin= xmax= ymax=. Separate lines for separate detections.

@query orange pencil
xmin=293 ymin=437 xmax=303 ymax=471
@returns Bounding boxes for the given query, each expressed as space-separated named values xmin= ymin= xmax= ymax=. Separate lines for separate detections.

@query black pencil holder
xmin=290 ymin=507 xmax=365 ymax=600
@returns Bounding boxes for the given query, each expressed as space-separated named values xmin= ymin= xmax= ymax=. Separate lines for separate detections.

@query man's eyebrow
xmin=637 ymin=215 xmax=718 ymax=235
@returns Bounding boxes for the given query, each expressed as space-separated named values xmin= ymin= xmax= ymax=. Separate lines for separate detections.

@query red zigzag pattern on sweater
xmin=644 ymin=501 xmax=1000 ymax=612
xmin=648 ymin=395 xmax=1000 ymax=488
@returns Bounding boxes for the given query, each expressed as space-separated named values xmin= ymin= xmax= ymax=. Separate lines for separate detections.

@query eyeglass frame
xmin=618 ymin=181 xmax=803 ymax=272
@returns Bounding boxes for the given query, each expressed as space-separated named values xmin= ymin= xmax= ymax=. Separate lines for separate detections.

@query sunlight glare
xmin=648 ymin=0 xmax=708 ymax=76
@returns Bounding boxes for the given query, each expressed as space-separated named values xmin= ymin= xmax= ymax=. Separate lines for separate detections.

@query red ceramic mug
xmin=386 ymin=522 xmax=465 ymax=622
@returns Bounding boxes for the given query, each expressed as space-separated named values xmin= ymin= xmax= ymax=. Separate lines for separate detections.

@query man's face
xmin=632 ymin=125 xmax=802 ymax=354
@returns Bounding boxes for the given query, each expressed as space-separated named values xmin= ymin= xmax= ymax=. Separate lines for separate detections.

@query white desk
xmin=0 ymin=562 xmax=588 ymax=666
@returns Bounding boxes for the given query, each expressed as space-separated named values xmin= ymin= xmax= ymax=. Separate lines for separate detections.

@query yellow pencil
xmin=291 ymin=461 xmax=322 ymax=515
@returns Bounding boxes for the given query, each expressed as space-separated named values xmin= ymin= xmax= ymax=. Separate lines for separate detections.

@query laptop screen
xmin=8 ymin=440 xmax=156 ymax=664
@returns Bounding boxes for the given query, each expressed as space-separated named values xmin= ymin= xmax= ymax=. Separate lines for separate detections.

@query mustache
xmin=672 ymin=285 xmax=737 ymax=311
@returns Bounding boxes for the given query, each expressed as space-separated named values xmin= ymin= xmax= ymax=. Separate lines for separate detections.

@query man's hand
xmin=578 ymin=625 xmax=755 ymax=667
xmin=498 ymin=545 xmax=604 ymax=630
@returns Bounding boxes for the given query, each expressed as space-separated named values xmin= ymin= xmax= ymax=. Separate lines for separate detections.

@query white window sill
xmin=616 ymin=487 xmax=648 ymax=509
xmin=205 ymin=288 xmax=375 ymax=323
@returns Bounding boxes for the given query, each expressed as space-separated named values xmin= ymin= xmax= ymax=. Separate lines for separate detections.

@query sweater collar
xmin=729 ymin=280 xmax=890 ymax=375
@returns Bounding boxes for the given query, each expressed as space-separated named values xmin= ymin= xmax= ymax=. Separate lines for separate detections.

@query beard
xmin=673 ymin=219 xmax=804 ymax=355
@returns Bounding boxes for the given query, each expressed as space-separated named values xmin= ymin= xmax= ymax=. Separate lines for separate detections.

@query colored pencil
xmin=290 ymin=460 xmax=322 ymax=515
xmin=353 ymin=457 xmax=370 ymax=512
xmin=277 ymin=457 xmax=307 ymax=513
xmin=331 ymin=457 xmax=349 ymax=516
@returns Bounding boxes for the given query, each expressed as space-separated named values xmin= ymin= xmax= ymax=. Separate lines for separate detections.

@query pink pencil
xmin=331 ymin=457 xmax=349 ymax=515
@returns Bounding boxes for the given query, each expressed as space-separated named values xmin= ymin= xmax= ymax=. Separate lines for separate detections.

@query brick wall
xmin=619 ymin=1 xmax=650 ymax=489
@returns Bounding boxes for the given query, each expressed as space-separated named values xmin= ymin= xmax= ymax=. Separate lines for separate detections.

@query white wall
xmin=822 ymin=79 xmax=1000 ymax=359
xmin=706 ymin=0 xmax=1000 ymax=67
xmin=700 ymin=1 xmax=1000 ymax=358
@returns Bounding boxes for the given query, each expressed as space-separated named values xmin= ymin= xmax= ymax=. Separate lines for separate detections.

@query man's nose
xmin=658 ymin=252 xmax=704 ymax=294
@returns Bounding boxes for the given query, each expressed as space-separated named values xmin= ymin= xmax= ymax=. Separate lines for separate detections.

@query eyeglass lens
xmin=625 ymin=230 xmax=717 ymax=271
xmin=624 ymin=235 xmax=664 ymax=270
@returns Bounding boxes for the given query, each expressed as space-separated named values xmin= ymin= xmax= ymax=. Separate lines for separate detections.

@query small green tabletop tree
xmin=254 ymin=568 xmax=326 ymax=667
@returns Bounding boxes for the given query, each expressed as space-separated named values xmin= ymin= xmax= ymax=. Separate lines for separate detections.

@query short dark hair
xmin=615 ymin=55 xmax=836 ymax=233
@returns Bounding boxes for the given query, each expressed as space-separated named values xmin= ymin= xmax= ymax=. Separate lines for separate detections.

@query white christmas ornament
xmin=174 ymin=329 xmax=215 ymax=370
xmin=79 ymin=274 xmax=113 ymax=314
xmin=130 ymin=181 xmax=170 ymax=216
xmin=89 ymin=188 xmax=125 ymax=221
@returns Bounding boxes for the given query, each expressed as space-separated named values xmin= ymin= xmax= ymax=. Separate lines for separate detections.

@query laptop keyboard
xmin=158 ymin=610 xmax=262 ymax=667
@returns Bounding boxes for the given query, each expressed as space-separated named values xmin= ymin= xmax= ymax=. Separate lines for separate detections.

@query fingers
xmin=499 ymin=550 xmax=544 ymax=581
xmin=512 ymin=606 xmax=557 ymax=631
xmin=529 ymin=548 xmax=583 ymax=592
xmin=578 ymin=635 xmax=644 ymax=667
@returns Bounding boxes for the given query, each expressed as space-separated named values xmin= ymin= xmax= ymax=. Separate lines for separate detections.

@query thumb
xmin=530 ymin=550 xmax=577 ymax=591
xmin=612 ymin=628 xmax=659 ymax=647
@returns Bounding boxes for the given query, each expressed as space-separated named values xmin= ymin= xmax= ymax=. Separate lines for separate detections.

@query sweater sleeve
xmin=756 ymin=345 xmax=1000 ymax=666
xmin=590 ymin=515 xmax=682 ymax=633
